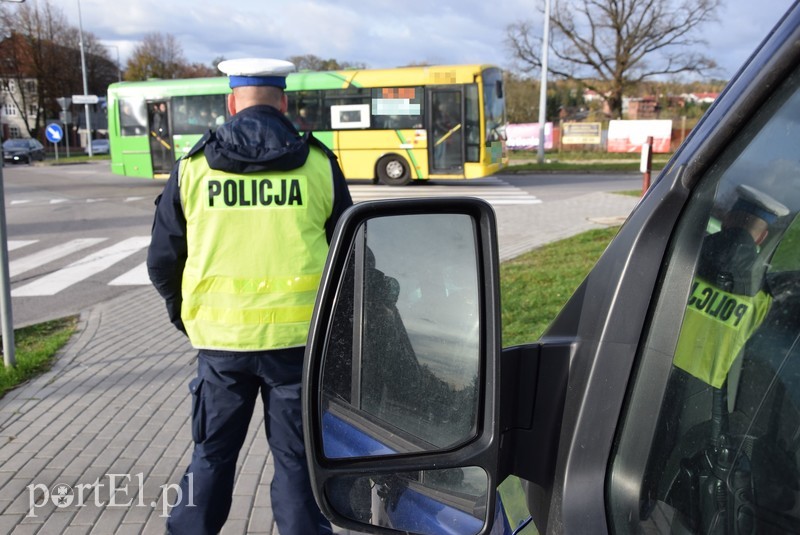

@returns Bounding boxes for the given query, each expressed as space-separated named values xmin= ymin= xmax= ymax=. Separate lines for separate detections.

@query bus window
xmin=465 ymin=85 xmax=480 ymax=162
xmin=324 ymin=88 xmax=370 ymax=130
xmin=371 ymin=87 xmax=423 ymax=130
xmin=119 ymin=98 xmax=147 ymax=136
xmin=172 ymin=94 xmax=227 ymax=135
xmin=287 ymin=91 xmax=323 ymax=131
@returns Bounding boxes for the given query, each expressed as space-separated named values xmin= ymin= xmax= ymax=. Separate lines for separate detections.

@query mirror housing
xmin=303 ymin=198 xmax=502 ymax=534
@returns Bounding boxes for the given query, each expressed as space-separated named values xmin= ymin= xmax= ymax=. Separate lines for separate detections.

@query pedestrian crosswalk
xmin=10 ymin=237 xmax=150 ymax=297
xmin=7 ymin=178 xmax=540 ymax=297
xmin=347 ymin=177 xmax=541 ymax=206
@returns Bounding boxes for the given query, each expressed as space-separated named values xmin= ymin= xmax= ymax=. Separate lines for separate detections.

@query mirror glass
xmin=325 ymin=466 xmax=488 ymax=535
xmin=321 ymin=213 xmax=481 ymax=458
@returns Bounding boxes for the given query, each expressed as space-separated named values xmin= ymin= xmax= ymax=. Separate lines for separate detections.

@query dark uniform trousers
xmin=166 ymin=347 xmax=333 ymax=535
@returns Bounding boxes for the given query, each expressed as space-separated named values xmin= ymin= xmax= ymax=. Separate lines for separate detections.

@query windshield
xmin=482 ymin=67 xmax=506 ymax=143
xmin=3 ymin=140 xmax=28 ymax=149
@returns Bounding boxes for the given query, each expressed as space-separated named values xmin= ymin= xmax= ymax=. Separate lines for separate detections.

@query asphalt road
xmin=0 ymin=161 xmax=640 ymax=327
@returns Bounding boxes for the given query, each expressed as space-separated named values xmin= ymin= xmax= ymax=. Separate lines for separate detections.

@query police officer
xmin=146 ymin=58 xmax=352 ymax=535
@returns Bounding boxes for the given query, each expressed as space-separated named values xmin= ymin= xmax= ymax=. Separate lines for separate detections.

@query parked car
xmin=85 ymin=139 xmax=110 ymax=155
xmin=3 ymin=138 xmax=45 ymax=164
xmin=301 ymin=3 xmax=800 ymax=535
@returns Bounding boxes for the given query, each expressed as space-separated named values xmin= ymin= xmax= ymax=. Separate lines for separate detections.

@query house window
xmin=3 ymin=103 xmax=17 ymax=116
xmin=28 ymin=104 xmax=36 ymax=116
xmin=3 ymin=80 xmax=14 ymax=93
xmin=9 ymin=126 xmax=20 ymax=138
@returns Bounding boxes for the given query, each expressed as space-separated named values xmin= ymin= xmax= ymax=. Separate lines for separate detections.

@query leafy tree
xmin=505 ymin=73 xmax=588 ymax=123
xmin=175 ymin=62 xmax=218 ymax=78
xmin=506 ymin=0 xmax=721 ymax=118
xmin=124 ymin=32 xmax=186 ymax=80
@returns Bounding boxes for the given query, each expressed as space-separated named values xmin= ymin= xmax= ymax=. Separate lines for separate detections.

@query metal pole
xmin=76 ymin=0 xmax=92 ymax=157
xmin=113 ymin=45 xmax=121 ymax=82
xmin=537 ymin=0 xmax=551 ymax=164
xmin=0 ymin=159 xmax=14 ymax=367
xmin=641 ymin=135 xmax=653 ymax=195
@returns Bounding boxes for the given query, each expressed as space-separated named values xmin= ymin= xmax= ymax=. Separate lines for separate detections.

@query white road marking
xmin=8 ymin=240 xmax=37 ymax=251
xmin=12 ymin=236 xmax=151 ymax=296
xmin=10 ymin=238 xmax=107 ymax=277
xmin=109 ymin=262 xmax=149 ymax=286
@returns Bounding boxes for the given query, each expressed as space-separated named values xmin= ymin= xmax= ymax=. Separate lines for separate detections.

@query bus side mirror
xmin=303 ymin=198 xmax=503 ymax=535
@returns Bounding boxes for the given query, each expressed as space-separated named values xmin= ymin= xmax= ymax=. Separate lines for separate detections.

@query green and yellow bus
xmin=106 ymin=64 xmax=507 ymax=185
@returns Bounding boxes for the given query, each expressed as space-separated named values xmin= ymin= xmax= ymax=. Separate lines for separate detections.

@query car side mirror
xmin=303 ymin=198 xmax=503 ymax=535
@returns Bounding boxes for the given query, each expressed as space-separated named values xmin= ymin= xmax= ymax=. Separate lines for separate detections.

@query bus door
xmin=428 ymin=89 xmax=464 ymax=174
xmin=147 ymin=100 xmax=174 ymax=176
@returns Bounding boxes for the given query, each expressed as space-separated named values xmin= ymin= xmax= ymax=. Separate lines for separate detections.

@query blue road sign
xmin=45 ymin=123 xmax=63 ymax=143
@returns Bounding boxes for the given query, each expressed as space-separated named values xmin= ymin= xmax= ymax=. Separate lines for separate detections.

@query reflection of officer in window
xmin=667 ymin=186 xmax=789 ymax=532
xmin=674 ymin=185 xmax=789 ymax=388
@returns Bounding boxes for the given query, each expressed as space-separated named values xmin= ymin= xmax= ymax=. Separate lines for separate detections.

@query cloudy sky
xmin=61 ymin=0 xmax=793 ymax=81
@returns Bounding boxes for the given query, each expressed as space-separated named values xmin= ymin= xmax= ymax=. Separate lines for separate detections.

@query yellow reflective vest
xmin=178 ymin=147 xmax=334 ymax=350
xmin=673 ymin=277 xmax=771 ymax=388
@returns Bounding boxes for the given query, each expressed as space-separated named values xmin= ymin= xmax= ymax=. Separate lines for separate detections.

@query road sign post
xmin=45 ymin=123 xmax=64 ymax=162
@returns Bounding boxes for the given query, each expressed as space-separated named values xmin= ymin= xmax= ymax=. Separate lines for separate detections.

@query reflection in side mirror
xmin=304 ymin=198 xmax=502 ymax=535
xmin=325 ymin=467 xmax=488 ymax=535
xmin=320 ymin=213 xmax=482 ymax=458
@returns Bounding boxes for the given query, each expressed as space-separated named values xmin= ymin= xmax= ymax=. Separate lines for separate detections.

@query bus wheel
xmin=377 ymin=155 xmax=411 ymax=186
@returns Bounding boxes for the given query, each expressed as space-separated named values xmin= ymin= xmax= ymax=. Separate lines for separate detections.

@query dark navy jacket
xmin=146 ymin=104 xmax=353 ymax=333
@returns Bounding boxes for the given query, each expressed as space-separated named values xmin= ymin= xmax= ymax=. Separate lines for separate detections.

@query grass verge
xmin=501 ymin=226 xmax=620 ymax=347
xmin=0 ymin=316 xmax=79 ymax=399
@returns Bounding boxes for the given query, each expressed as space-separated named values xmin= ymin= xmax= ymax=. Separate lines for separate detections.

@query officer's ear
xmin=279 ymin=92 xmax=289 ymax=114
xmin=227 ymin=93 xmax=237 ymax=116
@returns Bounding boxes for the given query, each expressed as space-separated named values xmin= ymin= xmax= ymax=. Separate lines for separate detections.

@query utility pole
xmin=537 ymin=0 xmax=551 ymax=164
xmin=77 ymin=0 xmax=93 ymax=156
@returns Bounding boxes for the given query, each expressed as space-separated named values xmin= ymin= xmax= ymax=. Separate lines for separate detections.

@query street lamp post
xmin=537 ymin=0 xmax=551 ymax=165
xmin=76 ymin=0 xmax=93 ymax=157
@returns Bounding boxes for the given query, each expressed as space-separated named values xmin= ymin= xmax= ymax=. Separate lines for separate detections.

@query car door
xmin=302 ymin=4 xmax=800 ymax=535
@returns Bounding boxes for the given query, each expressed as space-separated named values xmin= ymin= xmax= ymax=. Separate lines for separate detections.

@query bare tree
xmin=0 ymin=0 xmax=116 ymax=138
xmin=287 ymin=54 xmax=366 ymax=71
xmin=506 ymin=0 xmax=721 ymax=118
xmin=0 ymin=1 xmax=69 ymax=138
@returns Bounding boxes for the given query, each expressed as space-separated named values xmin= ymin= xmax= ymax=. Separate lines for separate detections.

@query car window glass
xmin=610 ymin=67 xmax=800 ymax=534
xmin=320 ymin=213 xmax=481 ymax=457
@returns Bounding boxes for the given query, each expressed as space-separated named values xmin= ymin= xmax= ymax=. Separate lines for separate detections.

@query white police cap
xmin=217 ymin=58 xmax=296 ymax=89
xmin=733 ymin=184 xmax=790 ymax=224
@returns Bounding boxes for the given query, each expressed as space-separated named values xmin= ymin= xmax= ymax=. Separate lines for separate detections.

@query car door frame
xmin=543 ymin=5 xmax=800 ymax=532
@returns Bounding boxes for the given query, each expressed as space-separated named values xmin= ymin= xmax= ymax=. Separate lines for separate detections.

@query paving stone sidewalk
xmin=0 ymin=191 xmax=639 ymax=534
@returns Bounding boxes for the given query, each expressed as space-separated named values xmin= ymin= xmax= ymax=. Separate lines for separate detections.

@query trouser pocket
xmin=189 ymin=377 xmax=206 ymax=443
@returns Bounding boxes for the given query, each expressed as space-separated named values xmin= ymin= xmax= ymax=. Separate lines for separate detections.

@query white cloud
xmin=67 ymin=0 xmax=790 ymax=78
